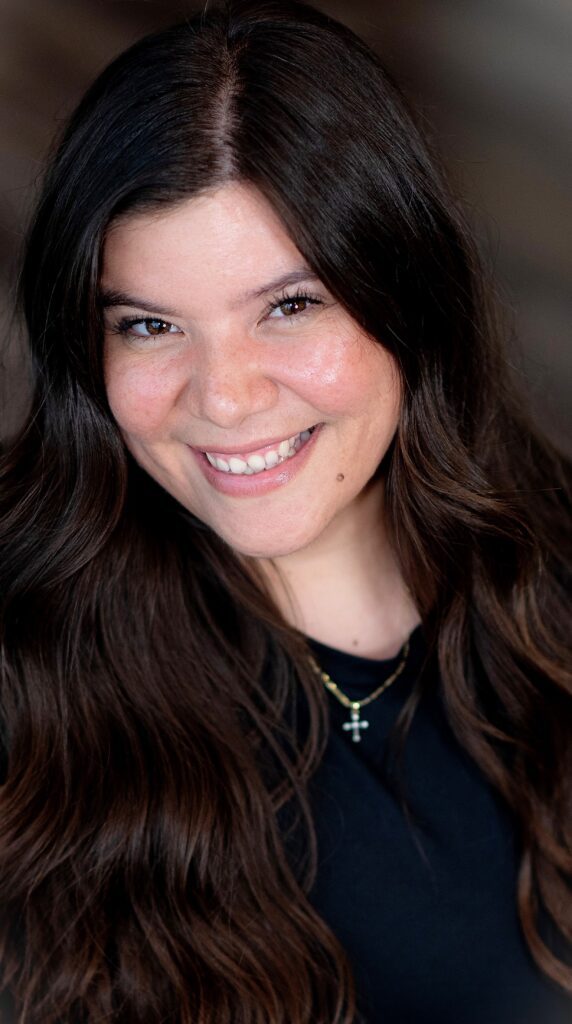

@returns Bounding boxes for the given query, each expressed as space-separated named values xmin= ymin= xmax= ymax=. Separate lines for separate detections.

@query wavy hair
xmin=0 ymin=1 xmax=571 ymax=1020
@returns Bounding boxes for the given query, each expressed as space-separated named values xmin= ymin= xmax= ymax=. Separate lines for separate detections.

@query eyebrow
xmin=100 ymin=290 xmax=182 ymax=318
xmin=99 ymin=267 xmax=320 ymax=318
xmin=242 ymin=268 xmax=320 ymax=303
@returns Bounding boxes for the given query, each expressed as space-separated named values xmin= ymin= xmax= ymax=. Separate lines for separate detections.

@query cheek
xmin=297 ymin=331 xmax=400 ymax=419
xmin=104 ymin=352 xmax=180 ymax=439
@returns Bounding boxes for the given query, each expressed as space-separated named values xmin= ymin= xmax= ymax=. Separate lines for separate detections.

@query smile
xmin=189 ymin=423 xmax=323 ymax=498
xmin=204 ymin=426 xmax=317 ymax=475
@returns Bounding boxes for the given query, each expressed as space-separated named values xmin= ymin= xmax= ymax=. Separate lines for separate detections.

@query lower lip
xmin=189 ymin=424 xmax=323 ymax=497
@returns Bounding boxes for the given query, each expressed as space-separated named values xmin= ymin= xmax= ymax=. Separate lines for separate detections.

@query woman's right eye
xmin=114 ymin=317 xmax=182 ymax=338
xmin=109 ymin=315 xmax=183 ymax=339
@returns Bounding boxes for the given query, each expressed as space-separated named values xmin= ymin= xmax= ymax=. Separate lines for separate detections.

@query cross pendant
xmin=342 ymin=704 xmax=369 ymax=743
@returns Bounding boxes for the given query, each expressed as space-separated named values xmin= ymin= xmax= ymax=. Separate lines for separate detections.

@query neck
xmin=255 ymin=477 xmax=421 ymax=659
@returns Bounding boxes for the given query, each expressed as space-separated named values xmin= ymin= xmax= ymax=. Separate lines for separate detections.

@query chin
xmin=217 ymin=522 xmax=319 ymax=561
xmin=227 ymin=537 xmax=308 ymax=560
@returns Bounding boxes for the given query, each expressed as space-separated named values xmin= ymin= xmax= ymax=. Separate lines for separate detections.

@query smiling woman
xmin=0 ymin=2 xmax=571 ymax=1023
xmin=101 ymin=184 xmax=402 ymax=558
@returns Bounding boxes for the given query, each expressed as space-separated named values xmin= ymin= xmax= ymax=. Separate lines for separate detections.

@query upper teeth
xmin=206 ymin=428 xmax=313 ymax=474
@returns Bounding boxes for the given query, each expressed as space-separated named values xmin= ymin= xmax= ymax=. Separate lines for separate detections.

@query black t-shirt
xmin=1 ymin=625 xmax=570 ymax=1022
xmin=301 ymin=624 xmax=572 ymax=1024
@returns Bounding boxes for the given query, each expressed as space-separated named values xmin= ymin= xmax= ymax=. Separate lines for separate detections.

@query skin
xmin=102 ymin=182 xmax=420 ymax=656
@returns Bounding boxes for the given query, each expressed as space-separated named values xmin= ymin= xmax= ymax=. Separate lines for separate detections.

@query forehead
xmin=101 ymin=182 xmax=307 ymax=306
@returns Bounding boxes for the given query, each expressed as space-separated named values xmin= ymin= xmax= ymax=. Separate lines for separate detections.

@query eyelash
xmin=264 ymin=289 xmax=323 ymax=321
xmin=110 ymin=290 xmax=324 ymax=340
xmin=110 ymin=317 xmax=180 ymax=340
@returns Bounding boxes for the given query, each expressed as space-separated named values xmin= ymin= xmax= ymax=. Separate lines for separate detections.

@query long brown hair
xmin=1 ymin=1 xmax=571 ymax=1020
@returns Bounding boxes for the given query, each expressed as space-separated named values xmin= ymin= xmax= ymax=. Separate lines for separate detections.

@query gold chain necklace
xmin=307 ymin=639 xmax=410 ymax=743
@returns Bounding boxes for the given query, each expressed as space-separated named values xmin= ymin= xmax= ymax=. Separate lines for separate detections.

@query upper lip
xmin=192 ymin=425 xmax=317 ymax=456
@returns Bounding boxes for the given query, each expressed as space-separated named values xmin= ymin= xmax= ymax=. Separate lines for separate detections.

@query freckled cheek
xmin=104 ymin=356 xmax=181 ymax=438
xmin=281 ymin=335 xmax=398 ymax=417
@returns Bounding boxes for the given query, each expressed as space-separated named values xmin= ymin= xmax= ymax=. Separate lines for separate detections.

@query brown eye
xmin=144 ymin=319 xmax=172 ymax=335
xmin=117 ymin=317 xmax=182 ymax=339
xmin=280 ymin=298 xmax=308 ymax=316
xmin=267 ymin=293 xmax=322 ymax=321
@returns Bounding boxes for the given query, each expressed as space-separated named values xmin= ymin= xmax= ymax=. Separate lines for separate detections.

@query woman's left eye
xmin=266 ymin=292 xmax=323 ymax=320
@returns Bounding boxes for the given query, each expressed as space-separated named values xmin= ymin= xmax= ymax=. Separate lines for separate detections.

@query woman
xmin=0 ymin=1 xmax=570 ymax=1021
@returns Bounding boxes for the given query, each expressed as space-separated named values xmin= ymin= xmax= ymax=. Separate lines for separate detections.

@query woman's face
xmin=102 ymin=182 xmax=401 ymax=558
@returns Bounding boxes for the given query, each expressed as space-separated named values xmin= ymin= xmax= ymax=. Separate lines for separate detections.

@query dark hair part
xmin=1 ymin=1 xmax=571 ymax=1020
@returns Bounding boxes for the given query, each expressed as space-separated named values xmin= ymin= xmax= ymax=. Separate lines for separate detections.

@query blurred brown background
xmin=1 ymin=0 xmax=571 ymax=451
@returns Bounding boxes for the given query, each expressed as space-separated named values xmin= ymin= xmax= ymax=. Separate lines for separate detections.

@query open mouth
xmin=201 ymin=424 xmax=319 ymax=476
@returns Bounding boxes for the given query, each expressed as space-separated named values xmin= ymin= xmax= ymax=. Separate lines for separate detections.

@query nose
xmin=180 ymin=335 xmax=280 ymax=429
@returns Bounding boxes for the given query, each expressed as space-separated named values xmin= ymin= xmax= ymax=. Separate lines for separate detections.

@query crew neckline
xmin=305 ymin=623 xmax=427 ymax=697
xmin=306 ymin=622 xmax=425 ymax=665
